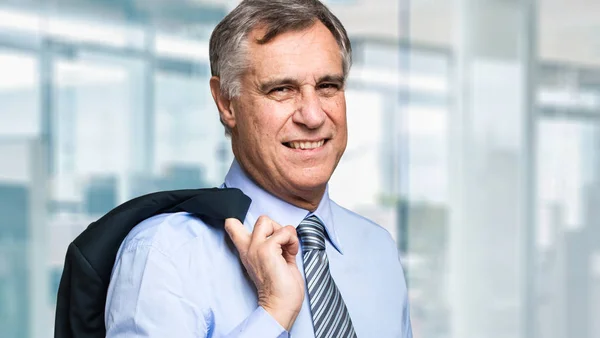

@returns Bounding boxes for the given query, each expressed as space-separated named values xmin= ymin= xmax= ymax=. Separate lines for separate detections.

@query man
xmin=105 ymin=0 xmax=412 ymax=337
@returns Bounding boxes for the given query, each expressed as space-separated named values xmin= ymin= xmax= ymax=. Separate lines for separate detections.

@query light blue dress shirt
xmin=105 ymin=160 xmax=412 ymax=337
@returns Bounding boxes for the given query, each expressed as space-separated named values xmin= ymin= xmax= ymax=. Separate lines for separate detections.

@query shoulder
xmin=329 ymin=200 xmax=397 ymax=249
xmin=117 ymin=212 xmax=217 ymax=257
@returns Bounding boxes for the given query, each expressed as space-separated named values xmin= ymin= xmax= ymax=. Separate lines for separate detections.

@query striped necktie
xmin=297 ymin=215 xmax=357 ymax=338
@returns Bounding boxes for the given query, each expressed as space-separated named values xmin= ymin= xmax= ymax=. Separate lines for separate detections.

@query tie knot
xmin=297 ymin=215 xmax=326 ymax=251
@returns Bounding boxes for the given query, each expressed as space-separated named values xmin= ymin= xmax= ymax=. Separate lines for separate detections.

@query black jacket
xmin=54 ymin=188 xmax=251 ymax=338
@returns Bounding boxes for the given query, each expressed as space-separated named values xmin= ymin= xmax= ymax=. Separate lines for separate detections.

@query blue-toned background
xmin=0 ymin=0 xmax=598 ymax=337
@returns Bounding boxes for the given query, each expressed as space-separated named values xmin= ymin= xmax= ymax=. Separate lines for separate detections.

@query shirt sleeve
xmin=403 ymin=294 xmax=414 ymax=338
xmin=105 ymin=243 xmax=290 ymax=338
xmin=224 ymin=306 xmax=289 ymax=338
xmin=397 ymin=250 xmax=414 ymax=338
xmin=105 ymin=244 xmax=206 ymax=337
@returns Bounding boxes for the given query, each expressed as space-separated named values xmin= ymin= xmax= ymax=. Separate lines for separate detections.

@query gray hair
xmin=209 ymin=0 xmax=352 ymax=134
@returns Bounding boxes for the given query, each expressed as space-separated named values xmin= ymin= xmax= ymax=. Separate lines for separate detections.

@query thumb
xmin=224 ymin=218 xmax=250 ymax=253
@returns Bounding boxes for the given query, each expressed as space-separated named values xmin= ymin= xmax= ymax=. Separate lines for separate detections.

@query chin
xmin=295 ymin=179 xmax=327 ymax=191
xmin=290 ymin=169 xmax=331 ymax=191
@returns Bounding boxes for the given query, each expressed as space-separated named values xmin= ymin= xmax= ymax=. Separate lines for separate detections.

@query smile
xmin=284 ymin=139 xmax=327 ymax=150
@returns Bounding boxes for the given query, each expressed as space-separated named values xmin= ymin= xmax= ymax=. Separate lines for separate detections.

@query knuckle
xmin=280 ymin=226 xmax=295 ymax=238
xmin=256 ymin=215 xmax=271 ymax=224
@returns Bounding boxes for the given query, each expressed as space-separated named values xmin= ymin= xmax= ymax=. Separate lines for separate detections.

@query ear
xmin=210 ymin=76 xmax=236 ymax=130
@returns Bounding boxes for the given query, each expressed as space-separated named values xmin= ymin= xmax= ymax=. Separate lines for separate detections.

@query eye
xmin=317 ymin=83 xmax=341 ymax=96
xmin=270 ymin=86 xmax=291 ymax=94
xmin=267 ymin=86 xmax=296 ymax=101
xmin=318 ymin=83 xmax=339 ymax=89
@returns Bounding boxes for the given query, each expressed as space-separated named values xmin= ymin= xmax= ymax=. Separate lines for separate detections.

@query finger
xmin=251 ymin=215 xmax=282 ymax=244
xmin=265 ymin=226 xmax=300 ymax=262
xmin=224 ymin=218 xmax=251 ymax=252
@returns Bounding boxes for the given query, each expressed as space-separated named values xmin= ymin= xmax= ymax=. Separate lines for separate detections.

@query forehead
xmin=244 ymin=22 xmax=343 ymax=79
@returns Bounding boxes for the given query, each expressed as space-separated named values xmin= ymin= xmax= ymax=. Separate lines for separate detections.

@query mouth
xmin=283 ymin=139 xmax=328 ymax=150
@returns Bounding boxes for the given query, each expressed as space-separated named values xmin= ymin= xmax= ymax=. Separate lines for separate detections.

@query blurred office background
xmin=0 ymin=0 xmax=598 ymax=337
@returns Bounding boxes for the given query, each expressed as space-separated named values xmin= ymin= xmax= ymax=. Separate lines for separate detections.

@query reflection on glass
xmin=0 ymin=0 xmax=599 ymax=337
xmin=0 ymin=49 xmax=40 ymax=338
xmin=155 ymin=69 xmax=231 ymax=190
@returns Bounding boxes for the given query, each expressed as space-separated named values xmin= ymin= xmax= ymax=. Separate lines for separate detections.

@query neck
xmin=237 ymin=161 xmax=325 ymax=213
xmin=278 ymin=186 xmax=325 ymax=212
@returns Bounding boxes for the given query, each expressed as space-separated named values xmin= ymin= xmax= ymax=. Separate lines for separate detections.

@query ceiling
xmin=332 ymin=0 xmax=600 ymax=66
xmin=404 ymin=0 xmax=600 ymax=66
xmin=2 ymin=0 xmax=599 ymax=66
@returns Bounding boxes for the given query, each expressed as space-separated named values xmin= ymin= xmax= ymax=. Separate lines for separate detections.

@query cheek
xmin=328 ymin=97 xmax=348 ymax=150
xmin=325 ymin=96 xmax=347 ymax=129
xmin=253 ymin=102 xmax=292 ymax=136
xmin=237 ymin=100 xmax=268 ymax=135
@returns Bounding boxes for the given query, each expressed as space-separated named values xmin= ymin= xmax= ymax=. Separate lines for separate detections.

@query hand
xmin=224 ymin=216 xmax=305 ymax=331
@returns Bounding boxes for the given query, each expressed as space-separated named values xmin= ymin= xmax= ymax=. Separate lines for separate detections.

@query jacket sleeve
xmin=54 ymin=246 xmax=73 ymax=338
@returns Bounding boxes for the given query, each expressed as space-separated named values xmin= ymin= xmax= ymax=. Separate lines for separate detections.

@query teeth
xmin=289 ymin=140 xmax=325 ymax=149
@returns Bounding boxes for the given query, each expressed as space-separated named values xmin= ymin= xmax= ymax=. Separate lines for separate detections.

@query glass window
xmin=154 ymin=67 xmax=232 ymax=189
xmin=0 ymin=49 xmax=38 ymax=136
xmin=1 ymin=0 xmax=599 ymax=337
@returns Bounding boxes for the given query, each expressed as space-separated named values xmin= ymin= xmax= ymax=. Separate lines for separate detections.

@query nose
xmin=292 ymin=88 xmax=326 ymax=129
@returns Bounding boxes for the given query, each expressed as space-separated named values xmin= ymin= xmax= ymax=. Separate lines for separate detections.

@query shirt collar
xmin=223 ymin=159 xmax=344 ymax=254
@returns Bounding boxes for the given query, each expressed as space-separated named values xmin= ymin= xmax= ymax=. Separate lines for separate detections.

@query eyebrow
xmin=259 ymin=74 xmax=345 ymax=93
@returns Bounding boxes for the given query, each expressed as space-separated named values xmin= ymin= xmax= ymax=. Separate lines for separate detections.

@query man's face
xmin=228 ymin=22 xmax=347 ymax=206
